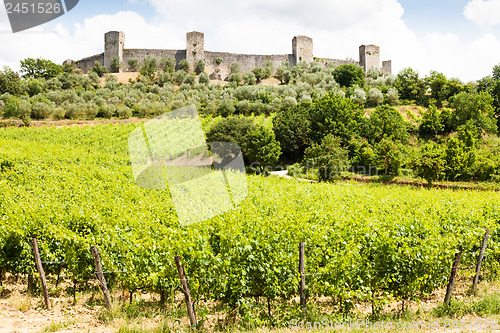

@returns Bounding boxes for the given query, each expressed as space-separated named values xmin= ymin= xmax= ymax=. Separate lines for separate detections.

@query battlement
xmin=74 ymin=31 xmax=392 ymax=79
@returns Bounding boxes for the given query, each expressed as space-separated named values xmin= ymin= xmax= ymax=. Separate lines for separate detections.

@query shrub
xmin=350 ymin=88 xmax=366 ymax=105
xmin=90 ymin=61 xmax=108 ymax=77
xmin=158 ymin=71 xmax=172 ymax=86
xmin=367 ymin=105 xmax=409 ymax=144
xmin=183 ymin=74 xmax=196 ymax=86
xmin=375 ymin=139 xmax=402 ymax=176
xmin=178 ymin=59 xmax=190 ymax=72
xmin=304 ymin=134 xmax=350 ymax=181
xmin=412 ymin=142 xmax=445 ymax=188
xmin=173 ymin=70 xmax=187 ymax=85
xmin=230 ymin=62 xmax=241 ymax=74
xmin=228 ymin=73 xmax=242 ymax=86
xmin=128 ymin=58 xmax=139 ymax=71
xmin=199 ymin=72 xmax=209 ymax=85
xmin=206 ymin=117 xmax=281 ymax=171
xmin=419 ymin=104 xmax=444 ymax=137
xmin=117 ymin=106 xmax=132 ymax=119
xmin=450 ymin=92 xmax=496 ymax=134
xmin=333 ymin=64 xmax=365 ymax=87
xmin=217 ymin=98 xmax=236 ymax=116
xmin=31 ymin=101 xmax=54 ymax=120
xmin=237 ymin=100 xmax=251 ymax=115
xmin=3 ymin=96 xmax=20 ymax=117
xmin=282 ymin=96 xmax=297 ymax=109
xmin=110 ymin=57 xmax=121 ymax=73
xmin=0 ymin=67 xmax=22 ymax=96
xmin=386 ymin=87 xmax=399 ymax=105
xmin=394 ymin=68 xmax=426 ymax=102
xmin=195 ymin=60 xmax=205 ymax=75
xmin=243 ymin=73 xmax=257 ymax=85
xmin=368 ymin=88 xmax=384 ymax=106
xmin=140 ymin=57 xmax=158 ymax=78
xmin=25 ymin=79 xmax=44 ymax=97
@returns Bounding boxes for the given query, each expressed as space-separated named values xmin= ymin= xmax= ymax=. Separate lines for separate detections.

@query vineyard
xmin=1 ymin=123 xmax=500 ymax=328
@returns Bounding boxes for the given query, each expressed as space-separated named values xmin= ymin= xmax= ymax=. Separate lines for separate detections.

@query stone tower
xmin=104 ymin=31 xmax=125 ymax=72
xmin=359 ymin=44 xmax=381 ymax=72
xmin=292 ymin=36 xmax=313 ymax=66
xmin=186 ymin=31 xmax=205 ymax=72
xmin=382 ymin=60 xmax=392 ymax=75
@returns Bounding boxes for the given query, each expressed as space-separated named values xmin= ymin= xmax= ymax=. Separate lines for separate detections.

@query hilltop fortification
xmin=74 ymin=31 xmax=392 ymax=79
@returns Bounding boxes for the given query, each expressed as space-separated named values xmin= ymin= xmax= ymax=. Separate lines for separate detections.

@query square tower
xmin=359 ymin=44 xmax=381 ymax=72
xmin=186 ymin=31 xmax=205 ymax=73
xmin=292 ymin=36 xmax=313 ymax=66
xmin=104 ymin=31 xmax=125 ymax=71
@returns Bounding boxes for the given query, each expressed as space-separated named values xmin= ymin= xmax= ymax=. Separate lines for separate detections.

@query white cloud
xmin=0 ymin=0 xmax=499 ymax=82
xmin=464 ymin=0 xmax=500 ymax=26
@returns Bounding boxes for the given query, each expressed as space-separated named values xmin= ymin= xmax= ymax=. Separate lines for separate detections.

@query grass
xmin=42 ymin=320 xmax=75 ymax=332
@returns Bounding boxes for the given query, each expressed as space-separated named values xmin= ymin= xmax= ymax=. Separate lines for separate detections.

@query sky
xmin=1 ymin=0 xmax=500 ymax=82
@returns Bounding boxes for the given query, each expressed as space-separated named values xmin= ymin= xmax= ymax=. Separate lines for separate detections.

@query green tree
xmin=178 ymin=59 xmax=190 ymax=72
xmin=90 ymin=61 xmax=108 ymax=77
xmin=333 ymin=64 xmax=365 ymax=88
xmin=419 ymin=104 xmax=444 ymax=137
xmin=375 ymin=139 xmax=402 ymax=176
xmin=304 ymin=134 xmax=350 ymax=181
xmin=199 ymin=72 xmax=210 ymax=85
xmin=309 ymin=92 xmax=365 ymax=144
xmin=449 ymin=91 xmax=496 ymax=134
xmin=140 ymin=57 xmax=158 ymax=78
xmin=230 ymin=62 xmax=241 ymax=74
xmin=412 ymin=142 xmax=444 ymax=188
xmin=0 ymin=67 xmax=22 ymax=95
xmin=206 ymin=117 xmax=281 ymax=172
xmin=367 ymin=105 xmax=409 ymax=144
xmin=273 ymin=104 xmax=311 ymax=159
xmin=20 ymin=58 xmax=62 ymax=79
xmin=128 ymin=58 xmax=139 ymax=71
xmin=394 ymin=68 xmax=426 ymax=102
xmin=195 ymin=60 xmax=205 ymax=75
xmin=110 ymin=56 xmax=121 ymax=73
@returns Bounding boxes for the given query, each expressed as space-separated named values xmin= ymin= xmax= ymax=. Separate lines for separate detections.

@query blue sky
xmin=1 ymin=0 xmax=500 ymax=81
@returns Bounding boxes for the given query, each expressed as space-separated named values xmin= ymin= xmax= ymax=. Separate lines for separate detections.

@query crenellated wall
xmin=73 ymin=31 xmax=392 ymax=80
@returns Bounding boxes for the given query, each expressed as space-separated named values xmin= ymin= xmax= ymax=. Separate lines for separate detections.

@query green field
xmin=1 ymin=124 xmax=500 ymax=326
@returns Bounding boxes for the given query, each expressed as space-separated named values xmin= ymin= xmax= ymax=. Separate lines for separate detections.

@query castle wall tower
xmin=382 ymin=60 xmax=392 ymax=75
xmin=359 ymin=45 xmax=381 ymax=72
xmin=292 ymin=36 xmax=313 ymax=66
xmin=104 ymin=31 xmax=125 ymax=72
xmin=186 ymin=31 xmax=205 ymax=72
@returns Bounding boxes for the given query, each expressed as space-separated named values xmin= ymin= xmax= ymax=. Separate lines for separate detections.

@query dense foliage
xmin=1 ymin=125 xmax=500 ymax=322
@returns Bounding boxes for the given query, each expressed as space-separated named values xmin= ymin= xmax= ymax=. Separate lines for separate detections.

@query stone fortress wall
xmin=74 ymin=31 xmax=392 ymax=80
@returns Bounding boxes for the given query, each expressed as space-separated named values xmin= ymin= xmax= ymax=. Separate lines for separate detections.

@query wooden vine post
xmin=31 ymin=237 xmax=51 ymax=309
xmin=472 ymin=229 xmax=489 ymax=294
xmin=299 ymin=242 xmax=306 ymax=314
xmin=444 ymin=246 xmax=462 ymax=306
xmin=91 ymin=246 xmax=112 ymax=309
xmin=175 ymin=255 xmax=197 ymax=328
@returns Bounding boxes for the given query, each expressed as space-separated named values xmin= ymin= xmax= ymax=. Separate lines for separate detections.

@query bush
xmin=0 ymin=67 xmax=22 ymax=96
xmin=178 ymin=59 xmax=190 ymax=72
xmin=304 ymin=134 xmax=350 ymax=181
xmin=350 ymin=88 xmax=366 ymax=105
xmin=90 ymin=61 xmax=108 ymax=77
xmin=31 ymin=101 xmax=54 ymax=119
xmin=282 ymin=96 xmax=297 ymax=109
xmin=419 ymin=104 xmax=444 ymax=137
xmin=3 ymin=96 xmax=20 ymax=117
xmin=367 ymin=105 xmax=409 ymax=144
xmin=140 ymin=57 xmax=158 ymax=78
xmin=412 ymin=142 xmax=445 ymax=188
xmin=333 ymin=64 xmax=365 ymax=87
xmin=375 ymin=139 xmax=402 ymax=176
xmin=195 ymin=60 xmax=205 ymax=75
xmin=394 ymin=68 xmax=426 ymax=102
xmin=110 ymin=57 xmax=121 ymax=73
xmin=173 ymin=70 xmax=187 ymax=85
xmin=368 ymin=88 xmax=384 ymax=106
xmin=128 ymin=58 xmax=139 ymax=71
xmin=386 ymin=87 xmax=399 ymax=105
xmin=199 ymin=72 xmax=209 ymax=85
xmin=228 ymin=73 xmax=242 ymax=86
xmin=230 ymin=62 xmax=241 ymax=74
xmin=206 ymin=117 xmax=281 ymax=172
xmin=243 ymin=73 xmax=257 ymax=85
xmin=117 ymin=106 xmax=132 ymax=119
xmin=309 ymin=92 xmax=365 ymax=144
xmin=449 ymin=92 xmax=496 ymax=134
xmin=217 ymin=98 xmax=236 ymax=116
